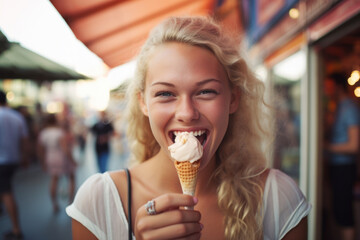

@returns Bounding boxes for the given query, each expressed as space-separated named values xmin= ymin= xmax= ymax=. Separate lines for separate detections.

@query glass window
xmin=271 ymin=50 xmax=305 ymax=183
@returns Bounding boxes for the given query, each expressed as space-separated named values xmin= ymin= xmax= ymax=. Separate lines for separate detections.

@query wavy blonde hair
xmin=125 ymin=16 xmax=272 ymax=240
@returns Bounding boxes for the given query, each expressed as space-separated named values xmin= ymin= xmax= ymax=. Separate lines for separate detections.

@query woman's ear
xmin=138 ymin=92 xmax=149 ymax=116
xmin=229 ymin=88 xmax=240 ymax=114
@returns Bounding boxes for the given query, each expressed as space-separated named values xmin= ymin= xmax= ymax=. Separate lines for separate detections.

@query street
xmin=0 ymin=134 xmax=129 ymax=240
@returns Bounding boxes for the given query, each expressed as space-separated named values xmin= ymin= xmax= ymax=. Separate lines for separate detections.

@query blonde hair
xmin=125 ymin=16 xmax=272 ymax=240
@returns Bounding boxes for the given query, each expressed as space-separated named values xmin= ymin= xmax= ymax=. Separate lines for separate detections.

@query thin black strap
xmin=125 ymin=168 xmax=133 ymax=240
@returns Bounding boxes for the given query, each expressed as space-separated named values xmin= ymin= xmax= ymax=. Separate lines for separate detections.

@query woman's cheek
xmin=151 ymin=103 xmax=174 ymax=120
xmin=147 ymin=103 xmax=174 ymax=133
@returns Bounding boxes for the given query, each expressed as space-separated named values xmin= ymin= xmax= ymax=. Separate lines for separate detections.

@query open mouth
xmin=171 ymin=130 xmax=207 ymax=145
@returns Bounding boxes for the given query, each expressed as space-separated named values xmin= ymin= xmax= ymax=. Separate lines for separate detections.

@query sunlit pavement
xmin=0 ymin=134 xmax=129 ymax=240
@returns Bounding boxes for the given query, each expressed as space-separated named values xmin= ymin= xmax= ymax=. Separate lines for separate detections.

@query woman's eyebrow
xmin=196 ymin=78 xmax=222 ymax=86
xmin=150 ymin=81 xmax=174 ymax=87
xmin=150 ymin=78 xmax=222 ymax=87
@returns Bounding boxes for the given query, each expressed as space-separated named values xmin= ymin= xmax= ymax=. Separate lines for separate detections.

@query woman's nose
xmin=175 ymin=97 xmax=200 ymax=123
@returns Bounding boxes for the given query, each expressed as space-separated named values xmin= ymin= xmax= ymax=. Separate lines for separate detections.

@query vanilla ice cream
xmin=168 ymin=132 xmax=203 ymax=199
xmin=168 ymin=132 xmax=203 ymax=163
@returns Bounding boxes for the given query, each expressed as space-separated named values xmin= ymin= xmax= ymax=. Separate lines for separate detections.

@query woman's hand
xmin=135 ymin=193 xmax=202 ymax=240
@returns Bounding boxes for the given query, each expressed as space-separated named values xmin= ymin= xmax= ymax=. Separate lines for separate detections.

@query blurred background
xmin=0 ymin=0 xmax=359 ymax=239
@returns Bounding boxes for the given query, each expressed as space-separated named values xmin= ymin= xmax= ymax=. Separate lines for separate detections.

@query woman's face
xmin=140 ymin=42 xmax=239 ymax=169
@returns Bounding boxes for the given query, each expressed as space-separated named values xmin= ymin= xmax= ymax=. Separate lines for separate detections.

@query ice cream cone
xmin=174 ymin=160 xmax=200 ymax=196
xmin=168 ymin=132 xmax=203 ymax=209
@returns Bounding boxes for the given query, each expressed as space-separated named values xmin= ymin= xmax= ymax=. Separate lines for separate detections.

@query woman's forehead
xmin=145 ymin=42 xmax=225 ymax=82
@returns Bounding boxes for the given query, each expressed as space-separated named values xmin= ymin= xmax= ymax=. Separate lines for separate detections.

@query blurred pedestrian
xmin=16 ymin=106 xmax=37 ymax=164
xmin=37 ymin=114 xmax=76 ymax=213
xmin=0 ymin=90 xmax=28 ymax=240
xmin=325 ymin=72 xmax=360 ymax=240
xmin=90 ymin=111 xmax=114 ymax=173
xmin=32 ymin=102 xmax=45 ymax=163
xmin=73 ymin=115 xmax=87 ymax=164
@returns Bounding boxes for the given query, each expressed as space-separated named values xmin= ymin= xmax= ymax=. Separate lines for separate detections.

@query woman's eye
xmin=199 ymin=89 xmax=218 ymax=95
xmin=155 ymin=91 xmax=174 ymax=97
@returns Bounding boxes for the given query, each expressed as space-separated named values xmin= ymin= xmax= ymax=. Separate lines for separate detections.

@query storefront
xmin=241 ymin=0 xmax=360 ymax=239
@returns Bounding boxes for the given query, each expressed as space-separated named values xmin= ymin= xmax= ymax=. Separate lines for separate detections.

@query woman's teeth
xmin=174 ymin=130 xmax=205 ymax=137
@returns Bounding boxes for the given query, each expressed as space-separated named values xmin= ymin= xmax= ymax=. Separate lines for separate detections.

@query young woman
xmin=38 ymin=114 xmax=76 ymax=213
xmin=67 ymin=16 xmax=311 ymax=239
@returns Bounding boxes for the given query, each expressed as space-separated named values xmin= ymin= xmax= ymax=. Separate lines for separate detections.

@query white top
xmin=38 ymin=127 xmax=65 ymax=161
xmin=66 ymin=169 xmax=311 ymax=240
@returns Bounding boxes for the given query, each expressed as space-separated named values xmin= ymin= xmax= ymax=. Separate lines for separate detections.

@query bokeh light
xmin=289 ymin=8 xmax=300 ymax=19
xmin=347 ymin=70 xmax=360 ymax=86
xmin=354 ymin=86 xmax=360 ymax=97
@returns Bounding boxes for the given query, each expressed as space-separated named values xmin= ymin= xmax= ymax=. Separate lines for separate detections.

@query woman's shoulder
xmin=66 ymin=173 xmax=110 ymax=223
xmin=67 ymin=171 xmax=130 ymax=239
xmin=108 ymin=169 xmax=129 ymax=201
xmin=263 ymin=169 xmax=305 ymax=201
xmin=108 ymin=169 xmax=128 ymax=183
xmin=262 ymin=168 xmax=312 ymax=217
xmin=262 ymin=169 xmax=311 ymax=239
xmin=74 ymin=173 xmax=111 ymax=202
xmin=68 ymin=171 xmax=128 ymax=219
xmin=265 ymin=169 xmax=300 ymax=190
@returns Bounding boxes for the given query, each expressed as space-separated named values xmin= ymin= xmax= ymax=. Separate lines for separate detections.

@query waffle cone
xmin=174 ymin=160 xmax=200 ymax=196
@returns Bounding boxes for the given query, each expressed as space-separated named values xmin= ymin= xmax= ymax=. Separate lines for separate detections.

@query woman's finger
xmin=142 ymin=222 xmax=202 ymax=240
xmin=175 ymin=232 xmax=201 ymax=240
xmin=140 ymin=193 xmax=198 ymax=217
xmin=135 ymin=193 xmax=201 ymax=239
xmin=137 ymin=208 xmax=201 ymax=231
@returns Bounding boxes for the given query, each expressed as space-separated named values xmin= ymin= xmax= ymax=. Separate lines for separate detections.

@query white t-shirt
xmin=66 ymin=169 xmax=311 ymax=239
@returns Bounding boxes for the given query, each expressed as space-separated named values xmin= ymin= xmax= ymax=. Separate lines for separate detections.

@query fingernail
xmin=200 ymin=223 xmax=204 ymax=230
xmin=193 ymin=197 xmax=198 ymax=204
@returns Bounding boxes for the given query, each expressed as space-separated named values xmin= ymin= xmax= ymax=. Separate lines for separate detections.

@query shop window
xmin=271 ymin=50 xmax=305 ymax=183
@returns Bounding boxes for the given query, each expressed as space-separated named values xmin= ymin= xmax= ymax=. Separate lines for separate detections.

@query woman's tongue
xmin=196 ymin=134 xmax=206 ymax=145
